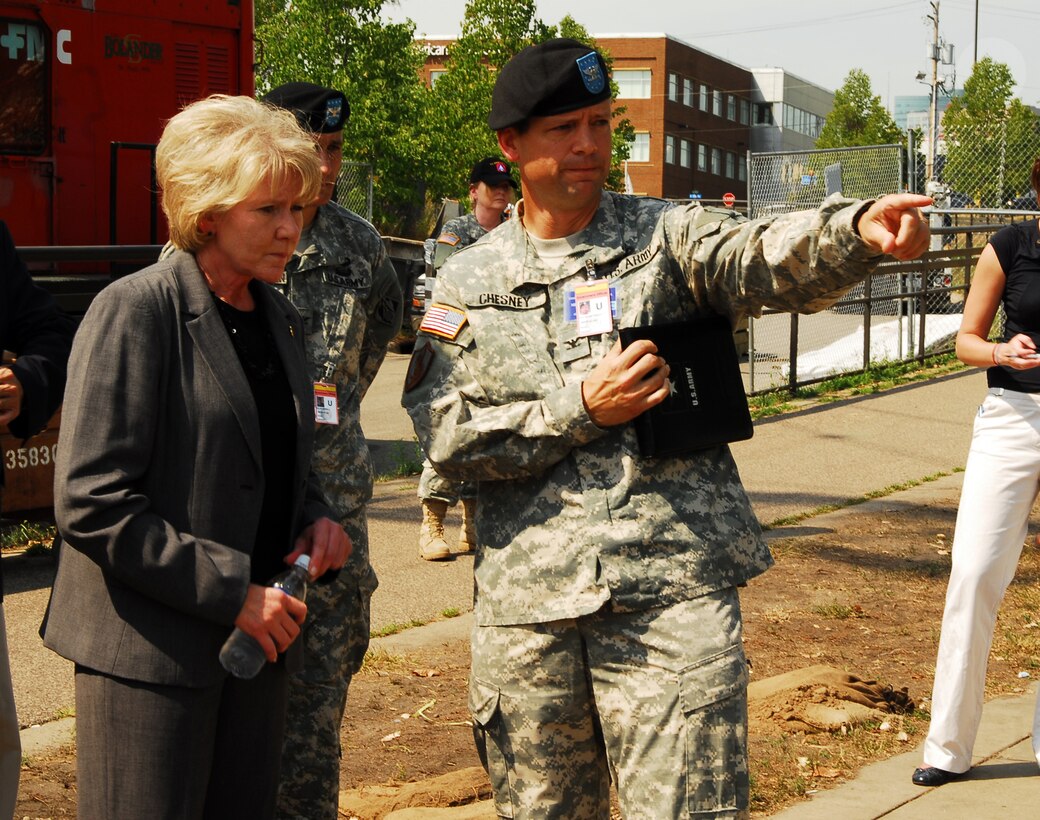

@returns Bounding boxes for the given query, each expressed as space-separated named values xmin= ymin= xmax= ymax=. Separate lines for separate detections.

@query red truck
xmin=1 ymin=0 xmax=255 ymax=511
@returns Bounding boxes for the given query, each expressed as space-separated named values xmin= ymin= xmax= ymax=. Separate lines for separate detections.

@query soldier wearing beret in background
xmin=418 ymin=156 xmax=517 ymax=561
xmin=261 ymin=82 xmax=403 ymax=820
xmin=403 ymin=38 xmax=933 ymax=819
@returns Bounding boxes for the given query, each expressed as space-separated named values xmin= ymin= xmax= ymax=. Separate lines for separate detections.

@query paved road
xmin=4 ymin=354 xmax=988 ymax=729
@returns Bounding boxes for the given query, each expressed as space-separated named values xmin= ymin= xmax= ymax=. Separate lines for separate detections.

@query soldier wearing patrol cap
xmin=402 ymin=37 xmax=933 ymax=819
xmin=261 ymin=81 xmax=404 ymax=820
xmin=418 ymin=156 xmax=517 ymax=561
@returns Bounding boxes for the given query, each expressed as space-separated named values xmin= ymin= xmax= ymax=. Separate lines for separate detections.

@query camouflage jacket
xmin=433 ymin=213 xmax=489 ymax=269
xmin=403 ymin=191 xmax=883 ymax=626
xmin=277 ymin=202 xmax=403 ymax=576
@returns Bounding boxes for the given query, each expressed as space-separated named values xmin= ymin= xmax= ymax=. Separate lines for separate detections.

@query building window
xmin=726 ymin=151 xmax=736 ymax=179
xmin=668 ymin=72 xmax=679 ymax=102
xmin=738 ymin=155 xmax=747 ymax=182
xmin=697 ymin=144 xmax=707 ymax=171
xmin=699 ymin=83 xmax=709 ymax=112
xmin=682 ymin=78 xmax=694 ymax=107
xmin=739 ymin=99 xmax=750 ymax=125
xmin=727 ymin=95 xmax=737 ymax=121
xmin=665 ymin=135 xmax=675 ymax=165
xmin=754 ymin=103 xmax=775 ymax=126
xmin=429 ymin=69 xmax=447 ymax=86
xmin=711 ymin=147 xmax=721 ymax=176
xmin=629 ymin=132 xmax=650 ymax=162
xmin=712 ymin=90 xmax=722 ymax=117
xmin=680 ymin=139 xmax=691 ymax=168
xmin=615 ymin=69 xmax=652 ymax=99
xmin=782 ymin=103 xmax=824 ymax=138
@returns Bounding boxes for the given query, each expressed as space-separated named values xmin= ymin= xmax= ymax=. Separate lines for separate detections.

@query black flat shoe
xmin=912 ymin=766 xmax=964 ymax=787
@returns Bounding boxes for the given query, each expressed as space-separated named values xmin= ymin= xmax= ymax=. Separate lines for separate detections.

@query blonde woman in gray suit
xmin=42 ymin=96 xmax=351 ymax=820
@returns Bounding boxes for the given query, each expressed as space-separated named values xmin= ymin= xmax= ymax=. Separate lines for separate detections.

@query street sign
xmin=689 ymin=191 xmax=702 ymax=199
xmin=722 ymin=192 xmax=736 ymax=207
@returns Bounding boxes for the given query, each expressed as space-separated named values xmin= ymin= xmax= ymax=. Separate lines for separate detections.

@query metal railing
xmin=745 ymin=210 xmax=1037 ymax=395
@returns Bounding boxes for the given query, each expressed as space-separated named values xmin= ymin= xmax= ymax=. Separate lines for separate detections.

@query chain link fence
xmin=743 ymin=135 xmax=1040 ymax=395
xmin=930 ymin=119 xmax=1040 ymax=209
xmin=335 ymin=160 xmax=373 ymax=222
xmin=748 ymin=144 xmax=905 ymax=218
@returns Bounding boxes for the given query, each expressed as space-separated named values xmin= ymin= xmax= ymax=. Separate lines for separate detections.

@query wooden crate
xmin=1 ymin=409 xmax=60 ymax=514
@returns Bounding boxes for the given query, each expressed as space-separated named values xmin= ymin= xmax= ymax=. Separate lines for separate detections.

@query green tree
xmin=816 ymin=69 xmax=902 ymax=148
xmin=941 ymin=57 xmax=1040 ymax=207
xmin=255 ymin=0 xmax=429 ymax=234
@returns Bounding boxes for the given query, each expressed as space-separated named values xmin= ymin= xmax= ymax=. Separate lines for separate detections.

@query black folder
xmin=618 ymin=315 xmax=753 ymax=457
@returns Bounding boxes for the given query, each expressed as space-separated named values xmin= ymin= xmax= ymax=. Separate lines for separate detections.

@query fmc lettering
xmin=104 ymin=35 xmax=162 ymax=63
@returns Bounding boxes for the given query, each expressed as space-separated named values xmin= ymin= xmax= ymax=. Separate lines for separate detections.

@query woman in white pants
xmin=914 ymin=161 xmax=1040 ymax=787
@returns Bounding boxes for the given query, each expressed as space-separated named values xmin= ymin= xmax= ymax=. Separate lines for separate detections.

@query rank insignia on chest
xmin=419 ymin=303 xmax=468 ymax=341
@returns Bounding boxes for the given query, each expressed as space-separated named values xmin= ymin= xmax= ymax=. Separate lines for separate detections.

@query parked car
xmin=1008 ymin=192 xmax=1039 ymax=211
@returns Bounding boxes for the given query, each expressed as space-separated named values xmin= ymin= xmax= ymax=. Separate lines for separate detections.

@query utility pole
xmin=974 ymin=0 xmax=979 ymax=65
xmin=926 ymin=0 xmax=940 ymax=185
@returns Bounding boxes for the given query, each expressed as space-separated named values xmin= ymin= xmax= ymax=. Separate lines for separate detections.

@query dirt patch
xmin=16 ymin=491 xmax=1040 ymax=818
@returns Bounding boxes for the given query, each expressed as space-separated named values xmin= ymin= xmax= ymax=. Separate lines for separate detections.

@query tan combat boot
xmin=419 ymin=499 xmax=451 ymax=561
xmin=458 ymin=498 xmax=477 ymax=553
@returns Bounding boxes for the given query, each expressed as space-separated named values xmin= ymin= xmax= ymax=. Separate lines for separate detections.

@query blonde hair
xmin=156 ymin=95 xmax=323 ymax=251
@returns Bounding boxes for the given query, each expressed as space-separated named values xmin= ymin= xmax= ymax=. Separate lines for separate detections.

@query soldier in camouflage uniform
xmin=402 ymin=40 xmax=932 ymax=819
xmin=419 ymin=157 xmax=516 ymax=560
xmin=262 ymin=83 xmax=404 ymax=820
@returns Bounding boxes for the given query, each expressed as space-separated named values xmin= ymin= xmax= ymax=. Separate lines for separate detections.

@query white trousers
xmin=923 ymin=388 xmax=1040 ymax=772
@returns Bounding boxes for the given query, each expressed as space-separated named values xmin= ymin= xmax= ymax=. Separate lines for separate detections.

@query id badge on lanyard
xmin=314 ymin=382 xmax=339 ymax=425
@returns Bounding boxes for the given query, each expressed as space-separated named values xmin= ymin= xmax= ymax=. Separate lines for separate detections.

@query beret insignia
xmin=576 ymin=52 xmax=605 ymax=95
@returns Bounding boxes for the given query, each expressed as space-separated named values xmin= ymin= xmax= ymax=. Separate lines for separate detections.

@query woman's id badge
xmin=314 ymin=382 xmax=339 ymax=425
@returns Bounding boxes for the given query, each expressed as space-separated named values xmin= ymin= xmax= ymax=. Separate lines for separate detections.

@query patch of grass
xmin=375 ymin=440 xmax=424 ymax=482
xmin=51 ymin=705 xmax=75 ymax=721
xmin=749 ymin=354 xmax=966 ymax=419
xmin=749 ymin=712 xmax=928 ymax=815
xmin=0 ymin=521 xmax=56 ymax=551
xmin=441 ymin=607 xmax=461 ymax=619
xmin=358 ymin=648 xmax=411 ymax=674
xmin=763 ymin=470 xmax=958 ymax=530
xmin=811 ymin=603 xmax=864 ymax=620
xmin=370 ymin=618 xmax=427 ymax=639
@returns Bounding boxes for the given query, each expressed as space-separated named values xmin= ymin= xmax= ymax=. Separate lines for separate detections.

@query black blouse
xmin=213 ymin=284 xmax=298 ymax=583
xmin=988 ymin=219 xmax=1040 ymax=393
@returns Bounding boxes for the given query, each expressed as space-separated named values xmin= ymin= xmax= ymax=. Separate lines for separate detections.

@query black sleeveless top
xmin=987 ymin=220 xmax=1040 ymax=392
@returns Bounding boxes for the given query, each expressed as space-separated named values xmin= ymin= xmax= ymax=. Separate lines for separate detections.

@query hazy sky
xmin=384 ymin=0 xmax=1040 ymax=108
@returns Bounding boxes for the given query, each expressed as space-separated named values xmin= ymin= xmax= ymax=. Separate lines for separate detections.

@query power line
xmin=688 ymin=1 xmax=920 ymax=39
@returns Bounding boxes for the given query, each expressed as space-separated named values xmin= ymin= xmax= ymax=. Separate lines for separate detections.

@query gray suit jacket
xmin=42 ymin=251 xmax=331 ymax=687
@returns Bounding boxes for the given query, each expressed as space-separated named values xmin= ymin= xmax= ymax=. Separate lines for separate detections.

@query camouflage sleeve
xmin=402 ymin=279 xmax=607 ymax=482
xmin=433 ymin=232 xmax=463 ymax=270
xmin=356 ymin=248 xmax=404 ymax=400
xmin=664 ymin=194 xmax=882 ymax=323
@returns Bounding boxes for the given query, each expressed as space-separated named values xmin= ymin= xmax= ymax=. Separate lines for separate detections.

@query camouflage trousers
xmin=276 ymin=509 xmax=376 ymax=820
xmin=417 ymin=457 xmax=477 ymax=505
xmin=470 ymin=588 xmax=749 ymax=819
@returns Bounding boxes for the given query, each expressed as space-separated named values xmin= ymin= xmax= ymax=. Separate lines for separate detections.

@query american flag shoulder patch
xmin=419 ymin=303 xmax=468 ymax=340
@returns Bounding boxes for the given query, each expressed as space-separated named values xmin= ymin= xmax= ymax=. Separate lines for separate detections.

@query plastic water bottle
xmin=219 ymin=554 xmax=311 ymax=679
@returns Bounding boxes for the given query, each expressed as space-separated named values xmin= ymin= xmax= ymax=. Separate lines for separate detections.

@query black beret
xmin=261 ymin=82 xmax=349 ymax=133
xmin=470 ymin=156 xmax=517 ymax=189
xmin=488 ymin=39 xmax=610 ymax=131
